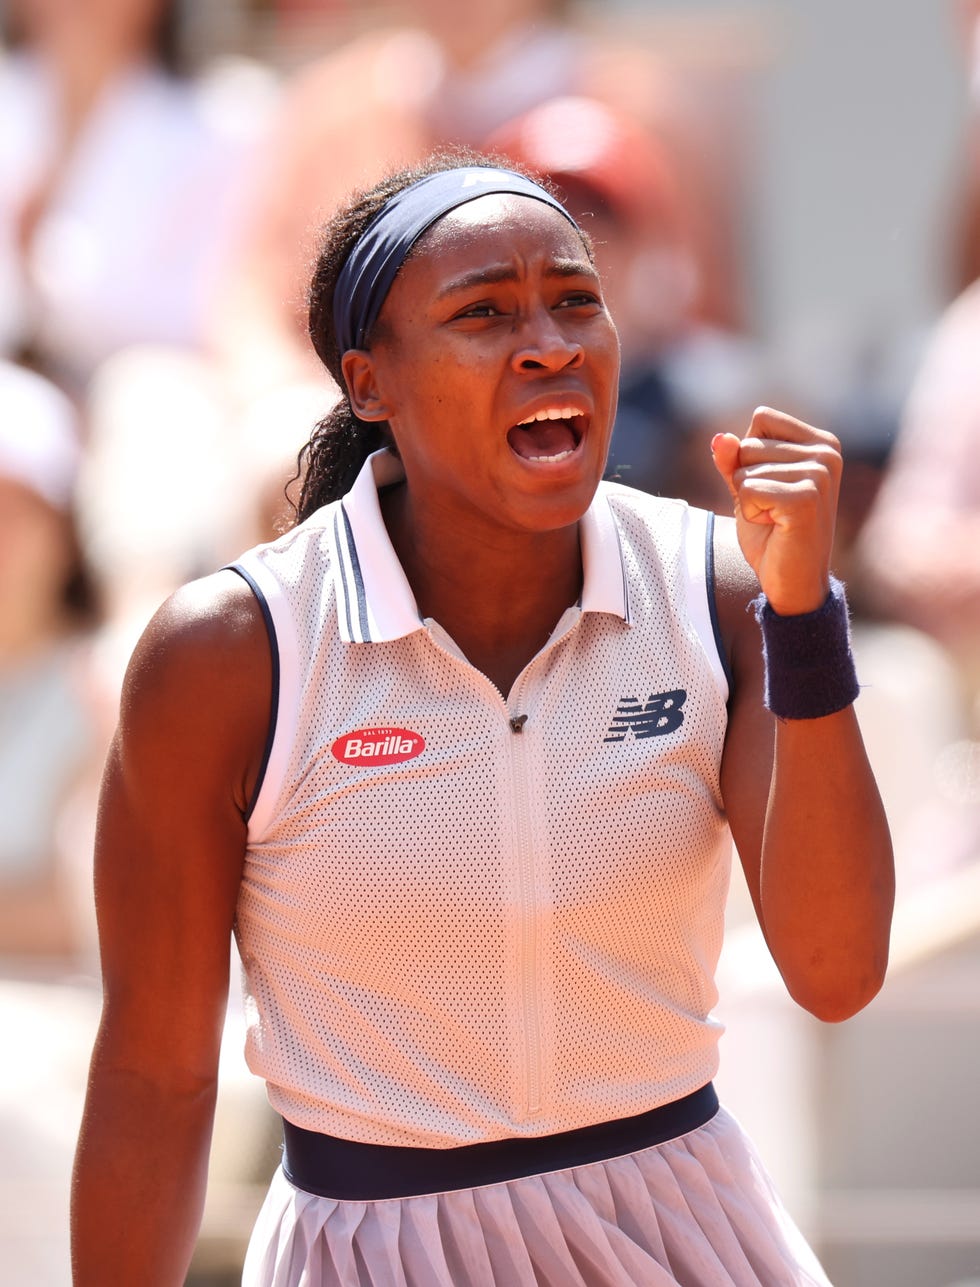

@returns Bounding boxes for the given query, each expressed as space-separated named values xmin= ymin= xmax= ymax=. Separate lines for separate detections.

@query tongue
xmin=507 ymin=419 xmax=577 ymax=460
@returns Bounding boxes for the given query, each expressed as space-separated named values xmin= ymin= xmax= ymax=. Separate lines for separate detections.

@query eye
xmin=453 ymin=301 xmax=504 ymax=320
xmin=557 ymin=290 xmax=602 ymax=310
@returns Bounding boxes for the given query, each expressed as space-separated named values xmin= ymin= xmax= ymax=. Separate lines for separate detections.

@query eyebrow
xmin=435 ymin=257 xmax=598 ymax=301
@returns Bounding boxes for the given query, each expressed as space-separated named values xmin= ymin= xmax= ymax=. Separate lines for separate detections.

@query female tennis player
xmin=71 ymin=153 xmax=893 ymax=1285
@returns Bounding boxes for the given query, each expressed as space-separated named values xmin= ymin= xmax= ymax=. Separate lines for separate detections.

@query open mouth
xmin=506 ymin=406 xmax=586 ymax=464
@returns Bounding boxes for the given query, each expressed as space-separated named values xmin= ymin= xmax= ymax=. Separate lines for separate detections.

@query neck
xmin=381 ymin=485 xmax=582 ymax=694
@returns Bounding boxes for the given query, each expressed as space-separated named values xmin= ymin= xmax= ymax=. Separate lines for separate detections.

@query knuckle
xmin=814 ymin=432 xmax=843 ymax=461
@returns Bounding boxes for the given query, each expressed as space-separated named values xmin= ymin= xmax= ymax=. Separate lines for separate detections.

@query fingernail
xmin=710 ymin=434 xmax=724 ymax=453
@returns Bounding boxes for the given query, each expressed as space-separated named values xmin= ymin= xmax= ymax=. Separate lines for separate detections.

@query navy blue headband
xmin=332 ymin=166 xmax=579 ymax=355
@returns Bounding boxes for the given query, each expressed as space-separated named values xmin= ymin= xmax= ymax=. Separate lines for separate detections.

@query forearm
xmin=713 ymin=411 xmax=895 ymax=1020
xmin=71 ymin=1044 xmax=218 ymax=1286
xmin=760 ymin=706 xmax=894 ymax=1021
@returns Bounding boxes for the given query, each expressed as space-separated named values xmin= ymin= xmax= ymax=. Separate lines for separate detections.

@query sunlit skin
xmin=343 ymin=195 xmax=621 ymax=688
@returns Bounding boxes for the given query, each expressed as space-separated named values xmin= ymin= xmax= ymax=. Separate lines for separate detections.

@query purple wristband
xmin=751 ymin=577 xmax=860 ymax=720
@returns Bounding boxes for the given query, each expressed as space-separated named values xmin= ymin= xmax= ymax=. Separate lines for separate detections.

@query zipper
xmin=421 ymin=618 xmax=546 ymax=1117
xmin=507 ymin=705 xmax=542 ymax=1118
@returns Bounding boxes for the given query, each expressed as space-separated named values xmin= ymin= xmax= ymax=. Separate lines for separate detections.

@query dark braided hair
xmin=296 ymin=148 xmax=586 ymax=522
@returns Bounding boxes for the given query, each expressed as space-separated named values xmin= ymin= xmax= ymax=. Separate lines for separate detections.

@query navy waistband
xmin=281 ymin=1082 xmax=719 ymax=1201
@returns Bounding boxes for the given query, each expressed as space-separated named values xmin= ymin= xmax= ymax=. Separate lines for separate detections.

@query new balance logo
xmin=604 ymin=690 xmax=687 ymax=742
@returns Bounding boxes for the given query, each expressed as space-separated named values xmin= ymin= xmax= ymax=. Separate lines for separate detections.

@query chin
xmin=507 ymin=474 xmax=601 ymax=533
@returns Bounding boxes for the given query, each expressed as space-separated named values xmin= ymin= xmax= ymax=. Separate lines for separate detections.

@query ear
xmin=341 ymin=349 xmax=392 ymax=423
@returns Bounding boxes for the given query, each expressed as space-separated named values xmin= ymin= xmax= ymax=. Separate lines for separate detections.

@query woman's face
xmin=349 ymin=193 xmax=621 ymax=537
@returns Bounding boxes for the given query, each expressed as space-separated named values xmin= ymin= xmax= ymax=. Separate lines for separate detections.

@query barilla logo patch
xmin=331 ymin=727 xmax=425 ymax=766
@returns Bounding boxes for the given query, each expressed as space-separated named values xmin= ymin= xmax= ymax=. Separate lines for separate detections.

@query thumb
xmin=710 ymin=432 xmax=741 ymax=502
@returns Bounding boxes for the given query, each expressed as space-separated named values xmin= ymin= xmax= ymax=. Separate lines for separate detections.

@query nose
xmin=512 ymin=308 xmax=585 ymax=374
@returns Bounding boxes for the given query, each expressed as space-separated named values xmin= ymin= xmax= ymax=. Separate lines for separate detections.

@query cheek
xmin=592 ymin=328 xmax=622 ymax=394
xmin=407 ymin=349 xmax=497 ymax=415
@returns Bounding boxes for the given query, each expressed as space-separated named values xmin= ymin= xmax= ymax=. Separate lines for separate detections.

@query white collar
xmin=332 ymin=449 xmax=630 ymax=644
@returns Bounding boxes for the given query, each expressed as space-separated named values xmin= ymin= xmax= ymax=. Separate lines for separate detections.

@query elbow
xmin=786 ymin=957 xmax=889 ymax=1024
xmin=796 ymin=987 xmax=878 ymax=1024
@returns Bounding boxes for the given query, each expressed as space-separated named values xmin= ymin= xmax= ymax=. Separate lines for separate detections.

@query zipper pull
xmin=509 ymin=714 xmax=528 ymax=734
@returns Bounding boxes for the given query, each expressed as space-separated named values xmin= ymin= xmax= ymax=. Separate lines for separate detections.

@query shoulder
xmin=599 ymin=479 xmax=689 ymax=537
xmin=231 ymin=505 xmax=339 ymax=600
xmin=124 ymin=570 xmax=266 ymax=694
xmin=117 ymin=571 xmax=271 ymax=810
xmin=600 ymin=479 xmax=721 ymax=569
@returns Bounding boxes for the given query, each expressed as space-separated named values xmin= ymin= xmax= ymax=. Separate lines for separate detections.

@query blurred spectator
xmin=72 ymin=345 xmax=312 ymax=733
xmin=210 ymin=0 xmax=731 ymax=402
xmin=0 ymin=0 xmax=266 ymax=395
xmin=486 ymin=93 xmax=766 ymax=507
xmin=852 ymin=5 xmax=980 ymax=875
xmin=0 ymin=361 xmax=100 ymax=961
xmin=852 ymin=272 xmax=980 ymax=884
xmin=858 ymin=280 xmax=980 ymax=731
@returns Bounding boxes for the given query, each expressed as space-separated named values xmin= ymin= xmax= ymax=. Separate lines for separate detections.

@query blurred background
xmin=1 ymin=0 xmax=979 ymax=1283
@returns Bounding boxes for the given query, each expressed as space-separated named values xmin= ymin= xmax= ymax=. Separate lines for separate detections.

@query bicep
xmin=713 ymin=517 xmax=774 ymax=928
xmin=719 ymin=665 xmax=775 ymax=932
xmin=93 ymin=573 xmax=270 ymax=1082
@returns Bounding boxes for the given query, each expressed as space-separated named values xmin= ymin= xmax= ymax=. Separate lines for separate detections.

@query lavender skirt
xmin=242 ymin=1107 xmax=830 ymax=1286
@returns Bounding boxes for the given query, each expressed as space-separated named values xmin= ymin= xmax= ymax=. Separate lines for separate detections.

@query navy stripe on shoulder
xmin=339 ymin=502 xmax=372 ymax=642
xmin=225 ymin=563 xmax=280 ymax=823
xmin=704 ymin=513 xmax=734 ymax=696
xmin=333 ymin=509 xmax=357 ymax=643
xmin=611 ymin=499 xmax=631 ymax=624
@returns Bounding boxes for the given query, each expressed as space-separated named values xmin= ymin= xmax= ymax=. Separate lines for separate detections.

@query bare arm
xmin=71 ymin=572 xmax=271 ymax=1286
xmin=712 ymin=409 xmax=894 ymax=1021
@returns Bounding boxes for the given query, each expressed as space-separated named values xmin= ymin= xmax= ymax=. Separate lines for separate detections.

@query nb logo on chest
xmin=604 ymin=690 xmax=687 ymax=742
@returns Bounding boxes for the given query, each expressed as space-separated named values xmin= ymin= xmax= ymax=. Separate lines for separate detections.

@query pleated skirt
xmin=241 ymin=1107 xmax=831 ymax=1286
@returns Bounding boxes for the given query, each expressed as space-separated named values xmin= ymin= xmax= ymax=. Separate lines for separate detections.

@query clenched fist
xmin=711 ymin=406 xmax=842 ymax=616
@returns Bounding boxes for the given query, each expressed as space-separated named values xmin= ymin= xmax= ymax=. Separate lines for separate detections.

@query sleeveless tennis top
xmin=232 ymin=450 xmax=732 ymax=1147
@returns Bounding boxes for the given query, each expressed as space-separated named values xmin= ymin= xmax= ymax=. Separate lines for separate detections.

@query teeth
xmin=527 ymin=449 xmax=574 ymax=463
xmin=517 ymin=406 xmax=580 ymax=426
